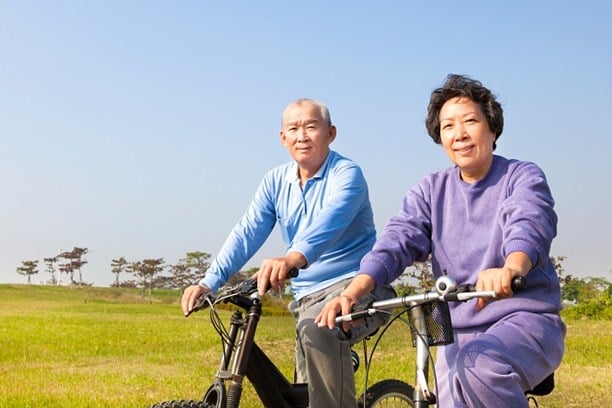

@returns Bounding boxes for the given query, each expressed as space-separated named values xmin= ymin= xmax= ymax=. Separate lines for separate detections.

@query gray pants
xmin=288 ymin=278 xmax=395 ymax=408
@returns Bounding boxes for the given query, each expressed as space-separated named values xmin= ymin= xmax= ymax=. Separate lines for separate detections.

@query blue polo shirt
xmin=200 ymin=150 xmax=376 ymax=300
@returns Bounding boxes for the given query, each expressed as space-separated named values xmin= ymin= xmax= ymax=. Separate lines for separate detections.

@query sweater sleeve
xmin=359 ymin=179 xmax=433 ymax=286
xmin=500 ymin=161 xmax=557 ymax=269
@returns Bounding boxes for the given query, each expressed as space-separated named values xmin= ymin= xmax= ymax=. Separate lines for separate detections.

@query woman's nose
xmin=453 ymin=124 xmax=468 ymax=140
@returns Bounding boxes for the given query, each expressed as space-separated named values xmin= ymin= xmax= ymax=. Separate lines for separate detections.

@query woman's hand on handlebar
xmin=315 ymin=293 xmax=356 ymax=332
xmin=315 ymin=274 xmax=377 ymax=331
xmin=181 ymin=284 xmax=211 ymax=317
xmin=475 ymin=252 xmax=531 ymax=310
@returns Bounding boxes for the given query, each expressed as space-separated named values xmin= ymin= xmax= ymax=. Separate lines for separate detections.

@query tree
xmin=128 ymin=258 xmax=165 ymax=295
xmin=16 ymin=260 xmax=39 ymax=284
xmin=71 ymin=247 xmax=89 ymax=285
xmin=549 ymin=255 xmax=611 ymax=319
xmin=550 ymin=255 xmax=567 ymax=282
xmin=110 ymin=257 xmax=128 ymax=287
xmin=168 ymin=251 xmax=212 ymax=290
xmin=393 ymin=256 xmax=435 ymax=295
xmin=167 ymin=263 xmax=193 ymax=290
xmin=43 ymin=257 xmax=59 ymax=285
xmin=227 ymin=267 xmax=256 ymax=287
xmin=550 ymin=255 xmax=586 ymax=302
xmin=184 ymin=251 xmax=211 ymax=276
xmin=57 ymin=247 xmax=89 ymax=285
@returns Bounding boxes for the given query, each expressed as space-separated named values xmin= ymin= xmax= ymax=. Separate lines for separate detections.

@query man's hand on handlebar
xmin=254 ymin=253 xmax=305 ymax=296
xmin=181 ymin=284 xmax=211 ymax=317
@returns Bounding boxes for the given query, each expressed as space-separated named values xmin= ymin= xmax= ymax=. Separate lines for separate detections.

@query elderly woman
xmin=316 ymin=74 xmax=566 ymax=408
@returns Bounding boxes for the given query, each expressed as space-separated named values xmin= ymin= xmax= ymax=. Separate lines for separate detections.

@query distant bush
xmin=561 ymin=292 xmax=612 ymax=320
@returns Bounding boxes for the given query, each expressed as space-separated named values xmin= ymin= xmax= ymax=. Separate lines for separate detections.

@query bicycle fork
xmin=410 ymin=305 xmax=437 ymax=407
xmin=207 ymin=298 xmax=262 ymax=408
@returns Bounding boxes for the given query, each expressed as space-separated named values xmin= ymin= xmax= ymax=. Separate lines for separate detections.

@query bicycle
xmin=149 ymin=269 xmax=401 ymax=408
xmin=336 ymin=274 xmax=555 ymax=407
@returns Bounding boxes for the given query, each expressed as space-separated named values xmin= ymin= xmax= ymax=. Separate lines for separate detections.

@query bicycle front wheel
xmin=358 ymin=379 xmax=414 ymax=408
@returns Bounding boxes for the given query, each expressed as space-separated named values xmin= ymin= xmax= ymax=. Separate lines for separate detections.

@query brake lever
xmin=186 ymin=292 xmax=214 ymax=317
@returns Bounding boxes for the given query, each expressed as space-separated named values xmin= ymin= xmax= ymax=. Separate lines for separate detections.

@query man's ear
xmin=280 ymin=130 xmax=288 ymax=146
xmin=328 ymin=125 xmax=337 ymax=143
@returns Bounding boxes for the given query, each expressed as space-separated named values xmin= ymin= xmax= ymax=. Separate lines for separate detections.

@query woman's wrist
xmin=339 ymin=292 xmax=358 ymax=302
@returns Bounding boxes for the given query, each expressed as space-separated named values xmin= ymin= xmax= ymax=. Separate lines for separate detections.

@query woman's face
xmin=439 ymin=97 xmax=496 ymax=183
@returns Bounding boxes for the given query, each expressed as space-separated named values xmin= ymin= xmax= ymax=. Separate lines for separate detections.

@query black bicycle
xmin=149 ymin=269 xmax=402 ymax=408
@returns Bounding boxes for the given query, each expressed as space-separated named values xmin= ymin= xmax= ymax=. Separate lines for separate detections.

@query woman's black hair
xmin=425 ymin=74 xmax=504 ymax=150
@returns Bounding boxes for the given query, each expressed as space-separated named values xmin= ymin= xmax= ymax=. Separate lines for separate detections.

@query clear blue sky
xmin=2 ymin=1 xmax=611 ymax=286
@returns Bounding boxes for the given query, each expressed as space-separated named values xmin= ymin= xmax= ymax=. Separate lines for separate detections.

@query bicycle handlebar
xmin=188 ymin=267 xmax=300 ymax=315
xmin=335 ymin=275 xmax=527 ymax=324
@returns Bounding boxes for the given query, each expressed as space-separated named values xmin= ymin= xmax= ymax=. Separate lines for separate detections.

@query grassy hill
xmin=0 ymin=284 xmax=610 ymax=407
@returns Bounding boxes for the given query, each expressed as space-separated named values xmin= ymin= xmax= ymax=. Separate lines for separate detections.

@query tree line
xmin=16 ymin=247 xmax=89 ymax=286
xmin=15 ymin=248 xmax=253 ymax=293
xmin=15 ymin=251 xmax=611 ymax=318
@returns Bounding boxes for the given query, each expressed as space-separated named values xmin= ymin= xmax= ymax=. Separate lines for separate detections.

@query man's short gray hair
xmin=282 ymin=98 xmax=332 ymax=127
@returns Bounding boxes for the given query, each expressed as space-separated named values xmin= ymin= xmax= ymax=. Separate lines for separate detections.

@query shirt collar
xmin=285 ymin=151 xmax=334 ymax=184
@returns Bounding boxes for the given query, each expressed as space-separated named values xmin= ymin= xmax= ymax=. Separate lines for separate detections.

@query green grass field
xmin=0 ymin=284 xmax=610 ymax=407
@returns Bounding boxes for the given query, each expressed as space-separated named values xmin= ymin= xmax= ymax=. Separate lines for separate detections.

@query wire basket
xmin=408 ymin=300 xmax=454 ymax=347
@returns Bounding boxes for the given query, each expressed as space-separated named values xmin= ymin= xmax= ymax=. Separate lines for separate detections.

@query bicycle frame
xmin=201 ymin=286 xmax=308 ymax=408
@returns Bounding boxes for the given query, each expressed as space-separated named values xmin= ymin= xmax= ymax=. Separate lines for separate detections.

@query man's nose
xmin=296 ymin=127 xmax=309 ymax=141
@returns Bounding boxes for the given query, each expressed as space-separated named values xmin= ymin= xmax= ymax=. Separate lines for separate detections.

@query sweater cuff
xmin=358 ymin=257 xmax=390 ymax=288
xmin=505 ymin=239 xmax=540 ymax=268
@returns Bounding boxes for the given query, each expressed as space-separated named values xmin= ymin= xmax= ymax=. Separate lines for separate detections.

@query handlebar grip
xmin=511 ymin=276 xmax=527 ymax=292
xmin=260 ymin=266 xmax=300 ymax=293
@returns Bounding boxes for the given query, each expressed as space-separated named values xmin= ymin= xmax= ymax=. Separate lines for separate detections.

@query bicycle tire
xmin=358 ymin=379 xmax=414 ymax=408
xmin=149 ymin=400 xmax=208 ymax=408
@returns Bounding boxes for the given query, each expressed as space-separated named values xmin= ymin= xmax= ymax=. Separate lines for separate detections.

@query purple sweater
xmin=359 ymin=155 xmax=562 ymax=329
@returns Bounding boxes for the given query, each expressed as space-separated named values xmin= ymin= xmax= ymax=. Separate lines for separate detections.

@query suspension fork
xmin=218 ymin=310 xmax=242 ymax=372
xmin=224 ymin=298 xmax=263 ymax=408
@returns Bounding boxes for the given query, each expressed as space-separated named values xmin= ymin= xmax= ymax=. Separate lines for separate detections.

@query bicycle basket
xmin=408 ymin=300 xmax=454 ymax=347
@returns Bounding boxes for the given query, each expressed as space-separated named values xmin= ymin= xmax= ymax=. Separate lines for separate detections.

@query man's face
xmin=280 ymin=101 xmax=336 ymax=176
